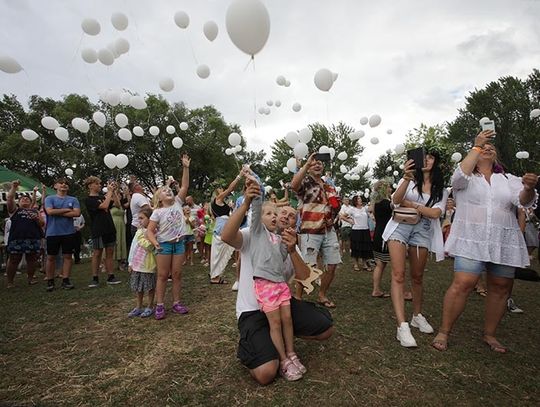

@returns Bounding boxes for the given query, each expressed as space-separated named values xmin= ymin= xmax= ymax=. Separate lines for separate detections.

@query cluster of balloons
xmin=81 ymin=14 xmax=130 ymax=66
xmin=104 ymin=153 xmax=129 ymax=169
xmin=258 ymin=100 xmax=284 ymax=115
xmin=314 ymin=68 xmax=338 ymax=92
xmin=225 ymin=132 xmax=243 ymax=155
xmin=99 ymin=89 xmax=147 ymax=109
xmin=348 ymin=130 xmax=365 ymax=141
xmin=0 ymin=55 xmax=23 ymax=74
xmin=516 ymin=151 xmax=530 ymax=159
xmin=276 ymin=75 xmax=291 ymax=87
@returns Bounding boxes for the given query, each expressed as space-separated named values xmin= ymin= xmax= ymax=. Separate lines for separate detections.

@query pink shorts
xmin=253 ymin=278 xmax=291 ymax=313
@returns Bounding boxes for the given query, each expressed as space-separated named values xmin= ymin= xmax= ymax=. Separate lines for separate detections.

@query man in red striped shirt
xmin=291 ymin=153 xmax=342 ymax=308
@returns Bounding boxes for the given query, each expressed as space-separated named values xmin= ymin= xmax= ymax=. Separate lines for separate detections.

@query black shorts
xmin=237 ymin=297 xmax=334 ymax=370
xmin=91 ymin=232 xmax=116 ymax=250
xmin=46 ymin=234 xmax=76 ymax=255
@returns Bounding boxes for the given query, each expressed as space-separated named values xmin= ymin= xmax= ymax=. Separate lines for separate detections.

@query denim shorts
xmin=299 ymin=229 xmax=342 ymax=266
xmin=157 ymin=240 xmax=185 ymax=255
xmin=387 ymin=217 xmax=431 ymax=249
xmin=453 ymin=256 xmax=515 ymax=279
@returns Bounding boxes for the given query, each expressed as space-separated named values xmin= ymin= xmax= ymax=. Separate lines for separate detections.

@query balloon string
xmin=185 ymin=32 xmax=199 ymax=65
xmin=252 ymin=56 xmax=257 ymax=129
xmin=72 ymin=33 xmax=84 ymax=62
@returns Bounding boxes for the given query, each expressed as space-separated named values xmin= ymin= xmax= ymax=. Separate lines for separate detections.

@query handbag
xmin=392 ymin=207 xmax=420 ymax=225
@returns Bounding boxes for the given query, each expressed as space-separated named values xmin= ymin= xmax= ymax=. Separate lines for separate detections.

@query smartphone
xmin=314 ymin=153 xmax=331 ymax=162
xmin=481 ymin=120 xmax=496 ymax=136
xmin=407 ymin=147 xmax=425 ymax=170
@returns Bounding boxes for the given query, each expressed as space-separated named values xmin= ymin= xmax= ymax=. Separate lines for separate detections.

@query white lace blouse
xmin=445 ymin=166 xmax=537 ymax=268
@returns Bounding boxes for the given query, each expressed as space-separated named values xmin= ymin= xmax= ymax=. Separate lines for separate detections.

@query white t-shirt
xmin=349 ymin=206 xmax=369 ymax=230
xmin=339 ymin=204 xmax=353 ymax=227
xmin=236 ymin=228 xmax=298 ymax=319
xmin=149 ymin=199 xmax=185 ymax=242
xmin=131 ymin=192 xmax=150 ymax=228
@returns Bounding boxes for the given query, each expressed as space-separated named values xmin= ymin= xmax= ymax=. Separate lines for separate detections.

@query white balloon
xmin=149 ymin=126 xmax=160 ymax=136
xmin=337 ymin=152 xmax=348 ymax=161
xmin=292 ymin=103 xmax=302 ymax=112
xmin=364 ymin=170 xmax=373 ymax=178
xmin=399 ymin=164 xmax=405 ymax=170
xmin=340 ymin=165 xmax=347 ymax=174
xmin=166 ymin=125 xmax=176 ymax=134
xmin=104 ymin=153 xmax=117 ymax=169
xmin=107 ymin=42 xmax=120 ymax=59
xmin=286 ymin=157 xmax=297 ymax=172
xmin=174 ymin=11 xmax=190 ymax=29
xmin=92 ymin=111 xmax=106 ymax=128
xmin=54 ymin=127 xmax=69 ymax=142
xmin=332 ymin=72 xmax=338 ymax=82
xmin=120 ymin=92 xmax=131 ymax=106
xmin=114 ymin=38 xmax=130 ymax=55
xmin=107 ymin=91 xmax=120 ymax=106
xmin=530 ymin=109 xmax=540 ymax=119
xmin=0 ymin=55 xmax=22 ymax=74
xmin=451 ymin=152 xmax=462 ymax=162
xmin=225 ymin=148 xmax=233 ymax=156
xmin=284 ymin=80 xmax=291 ymax=87
xmin=293 ymin=143 xmax=309 ymax=159
xmin=369 ymin=114 xmax=382 ymax=128
xmin=118 ymin=128 xmax=132 ymax=141
xmin=298 ymin=128 xmax=312 ymax=143
xmin=71 ymin=118 xmax=83 ymax=130
xmin=98 ymin=48 xmax=114 ymax=66
xmin=285 ymin=131 xmax=299 ymax=148
xmin=81 ymin=48 xmax=98 ymax=63
xmin=393 ymin=170 xmax=399 ymax=176
xmin=115 ymin=113 xmax=128 ymax=128
xmin=275 ymin=100 xmax=282 ymax=107
xmin=394 ymin=144 xmax=406 ymax=154
xmin=344 ymin=174 xmax=351 ymax=180
xmin=313 ymin=68 xmax=334 ymax=92
xmin=387 ymin=129 xmax=393 ymax=135
xmin=228 ymin=132 xmax=241 ymax=147
xmin=172 ymin=137 xmax=184 ymax=149
xmin=116 ymin=154 xmax=129 ymax=169
xmin=133 ymin=126 xmax=144 ymax=137
xmin=266 ymin=100 xmax=273 ymax=107
xmin=359 ymin=116 xmax=368 ymax=125
xmin=196 ymin=64 xmax=210 ymax=79
xmin=65 ymin=168 xmax=73 ymax=176
xmin=392 ymin=183 xmax=398 ymax=189
xmin=370 ymin=137 xmax=379 ymax=144
xmin=225 ymin=0 xmax=270 ymax=56
xmin=159 ymin=77 xmax=174 ymax=92
xmin=111 ymin=12 xmax=128 ymax=31
xmin=516 ymin=151 xmax=524 ymax=159
xmin=258 ymin=107 xmax=265 ymax=114
xmin=276 ymin=75 xmax=286 ymax=86
xmin=78 ymin=119 xmax=89 ymax=133
xmin=264 ymin=107 xmax=271 ymax=115
xmin=235 ymin=145 xmax=243 ymax=153
xmin=264 ymin=185 xmax=272 ymax=194
xmin=348 ymin=131 xmax=360 ymax=141
xmin=479 ymin=117 xmax=490 ymax=125
xmin=282 ymin=167 xmax=290 ymax=174
xmin=21 ymin=129 xmax=39 ymax=141
xmin=81 ymin=18 xmax=100 ymax=35
xmin=329 ymin=148 xmax=335 ymax=159
xmin=386 ymin=166 xmax=392 ymax=172
xmin=203 ymin=21 xmax=219 ymax=41
xmin=180 ymin=122 xmax=189 ymax=131
xmin=130 ymin=95 xmax=147 ymax=110
xmin=522 ymin=151 xmax=530 ymax=159
xmin=363 ymin=192 xmax=369 ymax=198
xmin=319 ymin=145 xmax=330 ymax=154
xmin=41 ymin=116 xmax=60 ymax=130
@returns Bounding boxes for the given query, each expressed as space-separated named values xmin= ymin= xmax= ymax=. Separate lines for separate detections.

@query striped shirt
xmin=297 ymin=175 xmax=340 ymax=234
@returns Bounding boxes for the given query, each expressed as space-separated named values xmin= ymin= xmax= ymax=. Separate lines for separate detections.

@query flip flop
xmin=371 ymin=292 xmax=390 ymax=298
xmin=317 ymin=299 xmax=336 ymax=308
xmin=210 ymin=277 xmax=229 ymax=285
xmin=483 ymin=337 xmax=507 ymax=353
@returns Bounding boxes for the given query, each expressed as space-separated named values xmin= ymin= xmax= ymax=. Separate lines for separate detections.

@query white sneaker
xmin=396 ymin=322 xmax=417 ymax=348
xmin=231 ymin=281 xmax=239 ymax=291
xmin=410 ymin=313 xmax=434 ymax=334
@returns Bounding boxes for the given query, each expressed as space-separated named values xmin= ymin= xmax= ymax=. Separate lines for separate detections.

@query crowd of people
xmin=2 ymin=129 xmax=539 ymax=384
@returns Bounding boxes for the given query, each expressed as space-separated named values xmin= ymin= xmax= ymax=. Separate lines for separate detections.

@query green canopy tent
xmin=0 ymin=166 xmax=55 ymax=205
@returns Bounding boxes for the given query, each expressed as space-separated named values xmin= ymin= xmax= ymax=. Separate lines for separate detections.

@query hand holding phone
xmin=407 ymin=147 xmax=425 ymax=171
xmin=481 ymin=120 xmax=496 ymax=136
xmin=314 ymin=153 xmax=331 ymax=162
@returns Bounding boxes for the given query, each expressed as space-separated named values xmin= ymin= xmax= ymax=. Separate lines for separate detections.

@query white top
xmin=236 ymin=228 xmax=298 ymax=319
xmin=445 ymin=165 xmax=537 ymax=267
xmin=382 ymin=178 xmax=449 ymax=261
xmin=339 ymin=204 xmax=353 ymax=227
xmin=73 ymin=214 xmax=85 ymax=229
xmin=348 ymin=206 xmax=369 ymax=230
xmin=130 ymin=192 xmax=150 ymax=227
xmin=149 ymin=198 xmax=185 ymax=242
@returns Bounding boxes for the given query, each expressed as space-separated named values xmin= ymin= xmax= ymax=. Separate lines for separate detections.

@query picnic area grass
xmin=1 ymin=254 xmax=539 ymax=406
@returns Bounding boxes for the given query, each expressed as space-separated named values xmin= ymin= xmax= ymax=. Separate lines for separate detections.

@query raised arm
xmin=177 ymin=154 xmax=190 ymax=202
xmin=282 ymin=228 xmax=309 ymax=280
xmin=6 ymin=180 xmax=19 ymax=214
xmin=291 ymin=153 xmax=316 ymax=192
xmin=216 ymin=170 xmax=243 ymax=204
xmin=520 ymin=173 xmax=538 ymax=207
xmin=31 ymin=185 xmax=38 ymax=208
xmin=459 ymin=130 xmax=494 ymax=176
xmin=98 ymin=182 xmax=116 ymax=210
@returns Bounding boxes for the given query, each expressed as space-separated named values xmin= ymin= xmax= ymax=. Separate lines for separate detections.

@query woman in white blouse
xmin=343 ymin=195 xmax=373 ymax=271
xmin=383 ymin=150 xmax=448 ymax=348
xmin=432 ymin=130 xmax=538 ymax=353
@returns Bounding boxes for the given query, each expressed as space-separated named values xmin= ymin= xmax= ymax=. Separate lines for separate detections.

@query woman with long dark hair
xmin=432 ymin=132 xmax=537 ymax=352
xmin=383 ymin=149 xmax=448 ymax=347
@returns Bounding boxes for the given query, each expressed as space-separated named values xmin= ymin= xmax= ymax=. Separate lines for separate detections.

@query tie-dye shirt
xmin=128 ymin=229 xmax=157 ymax=273
xmin=149 ymin=199 xmax=185 ymax=242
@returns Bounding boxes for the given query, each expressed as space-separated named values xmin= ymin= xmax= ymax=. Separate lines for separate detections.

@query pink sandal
xmin=280 ymin=358 xmax=303 ymax=381
xmin=288 ymin=353 xmax=307 ymax=374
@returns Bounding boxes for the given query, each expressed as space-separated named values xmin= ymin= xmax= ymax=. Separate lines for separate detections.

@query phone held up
xmin=314 ymin=153 xmax=331 ymax=162
xmin=407 ymin=147 xmax=425 ymax=171
xmin=481 ymin=120 xmax=496 ymax=137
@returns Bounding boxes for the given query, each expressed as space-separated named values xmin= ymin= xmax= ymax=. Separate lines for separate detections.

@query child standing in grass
xmin=183 ymin=205 xmax=195 ymax=266
xmin=248 ymin=175 xmax=306 ymax=381
xmin=146 ymin=155 xmax=190 ymax=320
xmin=127 ymin=208 xmax=156 ymax=318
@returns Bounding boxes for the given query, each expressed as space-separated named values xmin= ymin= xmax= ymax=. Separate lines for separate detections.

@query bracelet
xmin=471 ymin=146 xmax=483 ymax=153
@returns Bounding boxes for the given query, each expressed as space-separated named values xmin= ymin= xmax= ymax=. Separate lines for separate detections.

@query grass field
xmin=1 ymin=254 xmax=539 ymax=407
